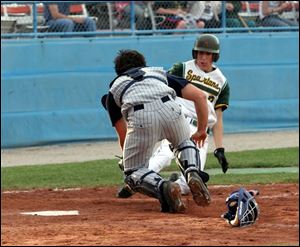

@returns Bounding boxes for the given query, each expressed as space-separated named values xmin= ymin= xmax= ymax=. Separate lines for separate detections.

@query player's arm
xmin=114 ymin=118 xmax=127 ymax=150
xmin=106 ymin=92 xmax=127 ymax=150
xmin=182 ymin=84 xmax=208 ymax=147
xmin=213 ymin=82 xmax=230 ymax=143
xmin=212 ymin=108 xmax=224 ymax=148
xmin=166 ymin=74 xmax=208 ymax=147
xmin=212 ymin=110 xmax=228 ymax=173
xmin=213 ymin=82 xmax=230 ymax=173
xmin=181 ymin=84 xmax=208 ymax=132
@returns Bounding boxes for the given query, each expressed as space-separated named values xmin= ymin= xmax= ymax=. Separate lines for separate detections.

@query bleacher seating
xmin=1 ymin=4 xmax=32 ymax=33
xmin=1 ymin=3 xmax=91 ymax=34
xmin=6 ymin=4 xmax=31 ymax=16
xmin=1 ymin=19 xmax=17 ymax=33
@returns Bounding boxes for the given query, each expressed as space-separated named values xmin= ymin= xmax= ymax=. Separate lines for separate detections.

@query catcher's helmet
xmin=192 ymin=34 xmax=220 ymax=62
xmin=221 ymin=188 xmax=259 ymax=227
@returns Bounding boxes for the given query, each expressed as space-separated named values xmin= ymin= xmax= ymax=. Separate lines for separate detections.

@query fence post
xmin=221 ymin=1 xmax=226 ymax=33
xmin=32 ymin=1 xmax=37 ymax=38
xmin=130 ymin=1 xmax=135 ymax=35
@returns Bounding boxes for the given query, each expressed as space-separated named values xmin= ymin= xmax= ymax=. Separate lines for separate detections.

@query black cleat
xmin=187 ymin=171 xmax=211 ymax=206
xmin=161 ymin=181 xmax=186 ymax=213
xmin=169 ymin=172 xmax=179 ymax=182
xmin=116 ymin=184 xmax=135 ymax=198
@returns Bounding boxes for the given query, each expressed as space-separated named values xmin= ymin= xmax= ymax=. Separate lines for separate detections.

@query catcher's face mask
xmin=222 ymin=188 xmax=259 ymax=227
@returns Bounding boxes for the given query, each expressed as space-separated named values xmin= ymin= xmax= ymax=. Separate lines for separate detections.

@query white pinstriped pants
xmin=123 ymin=96 xmax=190 ymax=173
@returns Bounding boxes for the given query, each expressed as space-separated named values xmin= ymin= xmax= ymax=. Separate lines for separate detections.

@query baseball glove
xmin=214 ymin=147 xmax=229 ymax=173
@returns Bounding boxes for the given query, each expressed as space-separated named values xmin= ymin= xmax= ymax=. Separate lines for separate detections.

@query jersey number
xmin=208 ymin=95 xmax=215 ymax=103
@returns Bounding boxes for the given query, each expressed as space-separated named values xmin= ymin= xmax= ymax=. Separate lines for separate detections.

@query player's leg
xmin=173 ymin=120 xmax=210 ymax=195
xmin=174 ymin=138 xmax=209 ymax=195
xmin=199 ymin=135 xmax=209 ymax=171
xmin=173 ymin=139 xmax=210 ymax=206
xmin=119 ymin=137 xmax=175 ymax=198
xmin=148 ymin=139 xmax=174 ymax=173
xmin=117 ymin=107 xmax=173 ymax=198
xmin=125 ymin=167 xmax=185 ymax=213
xmin=121 ymin=105 xmax=185 ymax=212
xmin=117 ymin=109 xmax=157 ymax=199
xmin=160 ymin=100 xmax=210 ymax=206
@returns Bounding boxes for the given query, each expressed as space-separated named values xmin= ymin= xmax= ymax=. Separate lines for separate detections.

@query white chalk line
xmin=3 ymin=187 xmax=82 ymax=194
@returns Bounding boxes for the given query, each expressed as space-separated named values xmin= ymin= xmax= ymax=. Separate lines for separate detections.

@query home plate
xmin=20 ymin=210 xmax=79 ymax=216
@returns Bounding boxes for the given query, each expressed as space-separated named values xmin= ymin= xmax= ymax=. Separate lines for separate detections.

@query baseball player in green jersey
xmin=115 ymin=34 xmax=229 ymax=198
xmin=103 ymin=49 xmax=211 ymax=213
xmin=148 ymin=33 xmax=230 ymax=194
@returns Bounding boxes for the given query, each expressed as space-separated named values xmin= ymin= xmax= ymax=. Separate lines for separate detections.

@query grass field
xmin=1 ymin=147 xmax=298 ymax=190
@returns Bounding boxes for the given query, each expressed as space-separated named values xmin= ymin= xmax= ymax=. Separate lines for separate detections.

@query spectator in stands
xmin=152 ymin=1 xmax=188 ymax=29
xmin=86 ymin=3 xmax=110 ymax=30
xmin=259 ymin=1 xmax=298 ymax=27
xmin=44 ymin=3 xmax=96 ymax=33
xmin=187 ymin=1 xmax=221 ymax=28
xmin=114 ymin=2 xmax=152 ymax=30
xmin=223 ymin=1 xmax=256 ymax=28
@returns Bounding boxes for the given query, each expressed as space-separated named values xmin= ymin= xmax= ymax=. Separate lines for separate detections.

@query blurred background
xmin=1 ymin=1 xmax=299 ymax=148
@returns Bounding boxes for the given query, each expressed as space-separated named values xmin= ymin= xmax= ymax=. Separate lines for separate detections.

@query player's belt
xmin=133 ymin=95 xmax=171 ymax=112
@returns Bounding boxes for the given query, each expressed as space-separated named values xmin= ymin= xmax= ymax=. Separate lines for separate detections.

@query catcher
xmin=102 ymin=49 xmax=210 ymax=213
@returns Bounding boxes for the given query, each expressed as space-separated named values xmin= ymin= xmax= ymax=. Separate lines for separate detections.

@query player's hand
xmin=191 ymin=130 xmax=207 ymax=148
xmin=214 ymin=148 xmax=229 ymax=173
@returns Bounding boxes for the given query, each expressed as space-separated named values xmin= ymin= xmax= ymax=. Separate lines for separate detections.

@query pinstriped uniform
xmin=110 ymin=67 xmax=190 ymax=173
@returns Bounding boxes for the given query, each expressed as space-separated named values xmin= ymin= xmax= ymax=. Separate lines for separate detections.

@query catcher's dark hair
xmin=114 ymin=49 xmax=146 ymax=75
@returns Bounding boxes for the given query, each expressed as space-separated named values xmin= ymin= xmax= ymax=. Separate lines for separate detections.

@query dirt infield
xmin=2 ymin=183 xmax=298 ymax=246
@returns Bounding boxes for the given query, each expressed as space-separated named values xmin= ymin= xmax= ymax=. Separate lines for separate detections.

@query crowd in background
xmin=1 ymin=1 xmax=299 ymax=35
xmin=86 ymin=1 xmax=299 ymax=31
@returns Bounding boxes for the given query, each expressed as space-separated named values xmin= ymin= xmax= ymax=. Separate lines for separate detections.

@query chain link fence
xmin=1 ymin=1 xmax=299 ymax=38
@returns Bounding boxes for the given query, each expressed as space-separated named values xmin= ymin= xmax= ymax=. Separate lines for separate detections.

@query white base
xmin=20 ymin=210 xmax=79 ymax=216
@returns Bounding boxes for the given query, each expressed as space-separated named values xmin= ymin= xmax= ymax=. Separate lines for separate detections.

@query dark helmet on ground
xmin=221 ymin=187 xmax=260 ymax=227
xmin=192 ymin=34 xmax=220 ymax=62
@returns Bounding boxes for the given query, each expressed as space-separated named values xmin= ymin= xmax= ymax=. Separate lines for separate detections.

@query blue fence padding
xmin=222 ymin=65 xmax=299 ymax=100
xmin=1 ymin=108 xmax=114 ymax=147
xmin=224 ymin=98 xmax=299 ymax=133
xmin=1 ymin=72 xmax=112 ymax=112
xmin=1 ymin=32 xmax=299 ymax=148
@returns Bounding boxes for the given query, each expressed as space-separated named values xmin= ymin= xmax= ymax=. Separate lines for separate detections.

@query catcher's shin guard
xmin=174 ymin=139 xmax=201 ymax=175
xmin=174 ymin=139 xmax=211 ymax=206
xmin=125 ymin=168 xmax=185 ymax=213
